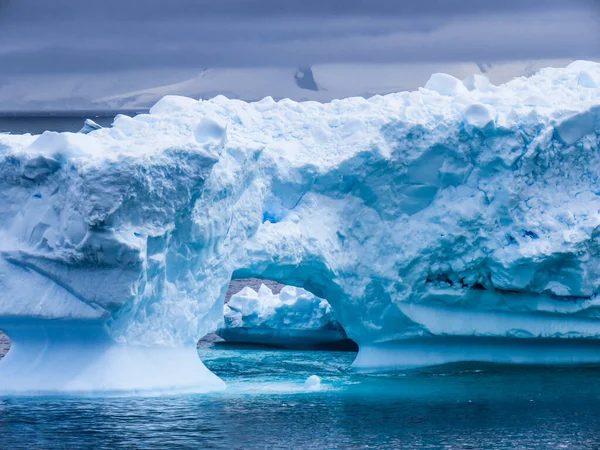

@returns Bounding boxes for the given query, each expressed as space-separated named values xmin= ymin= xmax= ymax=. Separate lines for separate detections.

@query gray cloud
xmin=0 ymin=0 xmax=598 ymax=109
xmin=0 ymin=0 xmax=598 ymax=76
xmin=1 ymin=0 xmax=596 ymax=20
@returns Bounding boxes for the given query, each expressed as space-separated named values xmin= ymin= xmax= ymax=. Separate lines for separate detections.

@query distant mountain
xmin=0 ymin=58 xmax=594 ymax=111
xmin=294 ymin=67 xmax=319 ymax=91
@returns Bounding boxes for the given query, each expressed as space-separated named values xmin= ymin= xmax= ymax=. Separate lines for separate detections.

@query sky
xmin=0 ymin=0 xmax=598 ymax=110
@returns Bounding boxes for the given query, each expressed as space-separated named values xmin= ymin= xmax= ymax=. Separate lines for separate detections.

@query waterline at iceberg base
xmin=0 ymin=61 xmax=600 ymax=394
xmin=0 ymin=320 xmax=224 ymax=395
xmin=353 ymin=337 xmax=600 ymax=372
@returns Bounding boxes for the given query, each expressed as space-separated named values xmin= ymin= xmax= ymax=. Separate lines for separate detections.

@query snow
xmin=554 ymin=109 xmax=598 ymax=145
xmin=218 ymin=284 xmax=348 ymax=348
xmin=462 ymin=104 xmax=496 ymax=129
xmin=0 ymin=61 xmax=600 ymax=393
xmin=424 ymin=73 xmax=469 ymax=97
xmin=194 ymin=117 xmax=227 ymax=144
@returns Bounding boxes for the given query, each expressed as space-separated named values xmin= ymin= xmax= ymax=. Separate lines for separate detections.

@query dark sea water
xmin=1 ymin=345 xmax=600 ymax=449
xmin=1 ymin=117 xmax=600 ymax=449
xmin=0 ymin=111 xmax=141 ymax=134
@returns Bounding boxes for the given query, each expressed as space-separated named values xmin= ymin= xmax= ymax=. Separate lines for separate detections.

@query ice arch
xmin=0 ymin=61 xmax=600 ymax=394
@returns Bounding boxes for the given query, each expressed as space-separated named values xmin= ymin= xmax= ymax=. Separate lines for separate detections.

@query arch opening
xmin=202 ymin=276 xmax=357 ymax=352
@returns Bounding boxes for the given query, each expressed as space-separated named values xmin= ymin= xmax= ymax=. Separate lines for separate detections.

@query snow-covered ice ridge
xmin=0 ymin=61 xmax=599 ymax=393
xmin=218 ymin=284 xmax=349 ymax=348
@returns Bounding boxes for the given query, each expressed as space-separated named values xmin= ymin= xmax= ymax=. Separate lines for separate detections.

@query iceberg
xmin=218 ymin=284 xmax=352 ymax=349
xmin=0 ymin=61 xmax=599 ymax=394
xmin=304 ymin=375 xmax=321 ymax=390
xmin=78 ymin=118 xmax=103 ymax=134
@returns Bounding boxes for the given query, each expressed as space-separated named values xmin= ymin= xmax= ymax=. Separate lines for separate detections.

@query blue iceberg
xmin=0 ymin=61 xmax=599 ymax=394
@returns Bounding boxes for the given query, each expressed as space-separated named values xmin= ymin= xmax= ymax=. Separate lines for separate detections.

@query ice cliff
xmin=218 ymin=284 xmax=350 ymax=348
xmin=0 ymin=61 xmax=599 ymax=393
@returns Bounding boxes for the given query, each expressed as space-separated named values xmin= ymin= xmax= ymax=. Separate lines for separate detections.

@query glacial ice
xmin=79 ymin=119 xmax=103 ymax=134
xmin=218 ymin=284 xmax=350 ymax=348
xmin=304 ymin=375 xmax=321 ymax=390
xmin=0 ymin=61 xmax=600 ymax=393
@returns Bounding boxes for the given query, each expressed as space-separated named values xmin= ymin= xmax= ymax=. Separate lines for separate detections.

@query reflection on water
xmin=0 ymin=344 xmax=599 ymax=449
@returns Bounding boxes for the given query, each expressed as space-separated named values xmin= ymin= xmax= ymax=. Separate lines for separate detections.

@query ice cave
xmin=0 ymin=61 xmax=599 ymax=394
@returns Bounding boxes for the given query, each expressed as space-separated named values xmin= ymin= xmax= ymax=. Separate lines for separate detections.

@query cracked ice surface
xmin=0 ymin=61 xmax=600 ymax=391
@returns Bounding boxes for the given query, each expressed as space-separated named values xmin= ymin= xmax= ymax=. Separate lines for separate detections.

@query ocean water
xmin=0 ymin=111 xmax=142 ymax=135
xmin=0 ymin=344 xmax=599 ymax=449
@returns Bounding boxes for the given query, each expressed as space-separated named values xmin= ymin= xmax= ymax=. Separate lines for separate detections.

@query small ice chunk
xmin=304 ymin=375 xmax=321 ymax=390
xmin=524 ymin=95 xmax=549 ymax=107
xmin=567 ymin=60 xmax=600 ymax=72
xmin=425 ymin=73 xmax=468 ymax=97
xmin=79 ymin=119 xmax=102 ymax=134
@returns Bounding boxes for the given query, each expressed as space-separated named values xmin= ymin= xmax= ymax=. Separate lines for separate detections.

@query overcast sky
xmin=0 ymin=0 xmax=598 ymax=109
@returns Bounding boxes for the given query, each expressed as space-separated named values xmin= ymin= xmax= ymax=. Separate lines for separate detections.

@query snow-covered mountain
xmin=0 ymin=59 xmax=593 ymax=111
